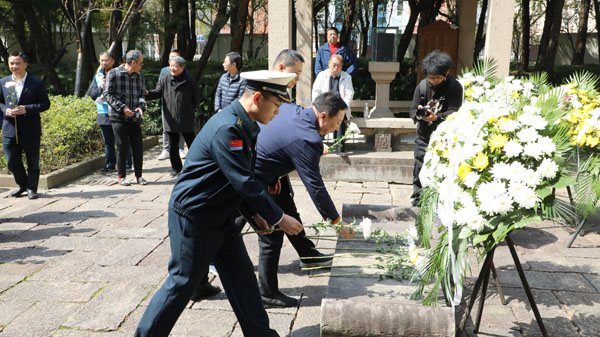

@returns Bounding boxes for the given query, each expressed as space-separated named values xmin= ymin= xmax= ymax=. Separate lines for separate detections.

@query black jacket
xmin=409 ymin=75 xmax=463 ymax=141
xmin=147 ymin=71 xmax=198 ymax=133
xmin=0 ymin=74 xmax=50 ymax=138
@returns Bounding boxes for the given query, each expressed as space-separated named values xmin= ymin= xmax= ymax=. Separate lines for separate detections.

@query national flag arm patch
xmin=230 ymin=140 xmax=243 ymax=151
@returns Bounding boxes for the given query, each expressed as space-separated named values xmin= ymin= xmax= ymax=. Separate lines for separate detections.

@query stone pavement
xmin=0 ymin=144 xmax=599 ymax=336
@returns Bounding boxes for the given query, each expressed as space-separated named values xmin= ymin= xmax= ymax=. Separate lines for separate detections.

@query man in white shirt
xmin=311 ymin=54 xmax=354 ymax=154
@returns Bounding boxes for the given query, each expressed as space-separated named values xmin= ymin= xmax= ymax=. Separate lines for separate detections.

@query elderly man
xmin=147 ymin=56 xmax=198 ymax=177
xmin=314 ymin=27 xmax=358 ymax=77
xmin=0 ymin=52 xmax=50 ymax=200
xmin=215 ymin=51 xmax=247 ymax=113
xmin=103 ymin=49 xmax=148 ymax=186
xmin=312 ymin=54 xmax=354 ymax=155
xmin=134 ymin=70 xmax=301 ymax=337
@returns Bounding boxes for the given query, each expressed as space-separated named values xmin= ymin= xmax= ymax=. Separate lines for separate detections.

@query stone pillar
xmin=484 ymin=0 xmax=516 ymax=77
xmin=295 ymin=0 xmax=313 ymax=106
xmin=268 ymin=0 xmax=292 ymax=69
xmin=368 ymin=62 xmax=399 ymax=118
xmin=457 ymin=0 xmax=477 ymax=74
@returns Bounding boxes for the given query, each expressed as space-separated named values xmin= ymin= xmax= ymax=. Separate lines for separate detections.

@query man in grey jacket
xmin=214 ymin=52 xmax=247 ymax=113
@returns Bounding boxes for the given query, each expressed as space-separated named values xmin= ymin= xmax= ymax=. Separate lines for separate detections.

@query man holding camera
xmin=409 ymin=50 xmax=463 ymax=207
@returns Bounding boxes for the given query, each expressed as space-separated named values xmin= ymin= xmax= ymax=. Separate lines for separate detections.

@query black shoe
xmin=126 ymin=166 xmax=134 ymax=173
xmin=169 ymin=170 xmax=180 ymax=178
xmin=190 ymin=282 xmax=221 ymax=301
xmin=410 ymin=197 xmax=420 ymax=207
xmin=27 ymin=189 xmax=38 ymax=200
xmin=261 ymin=291 xmax=298 ymax=308
xmin=299 ymin=251 xmax=333 ymax=268
xmin=101 ymin=167 xmax=115 ymax=173
xmin=9 ymin=187 xmax=26 ymax=198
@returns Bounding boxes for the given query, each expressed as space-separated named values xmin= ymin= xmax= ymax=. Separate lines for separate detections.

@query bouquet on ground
xmin=414 ymin=61 xmax=577 ymax=306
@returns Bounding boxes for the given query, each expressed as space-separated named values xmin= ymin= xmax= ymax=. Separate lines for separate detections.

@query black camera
xmin=416 ymin=98 xmax=444 ymax=120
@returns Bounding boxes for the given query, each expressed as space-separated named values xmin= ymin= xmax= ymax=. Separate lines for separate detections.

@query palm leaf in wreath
xmin=416 ymin=187 xmax=438 ymax=249
xmin=565 ymin=70 xmax=600 ymax=89
xmin=470 ymin=57 xmax=498 ymax=81
xmin=529 ymin=72 xmax=551 ymax=94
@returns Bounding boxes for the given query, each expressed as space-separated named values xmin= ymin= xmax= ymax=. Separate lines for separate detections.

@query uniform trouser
xmin=3 ymin=135 xmax=40 ymax=192
xmin=167 ymin=131 xmax=195 ymax=172
xmin=134 ymin=209 xmax=279 ymax=337
xmin=246 ymin=176 xmax=316 ymax=296
xmin=412 ymin=136 xmax=429 ymax=199
xmin=162 ymin=111 xmax=184 ymax=151
xmin=332 ymin=114 xmax=348 ymax=152
xmin=112 ymin=121 xmax=143 ymax=179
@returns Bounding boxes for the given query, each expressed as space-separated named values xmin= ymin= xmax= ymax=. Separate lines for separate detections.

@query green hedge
xmin=0 ymin=95 xmax=104 ymax=174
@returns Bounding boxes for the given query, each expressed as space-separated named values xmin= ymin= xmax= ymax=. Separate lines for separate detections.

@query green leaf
xmin=553 ymin=174 xmax=576 ymax=189
xmin=492 ymin=222 xmax=510 ymax=243
xmin=472 ymin=233 xmax=491 ymax=245
xmin=536 ymin=186 xmax=552 ymax=199
xmin=514 ymin=216 xmax=541 ymax=229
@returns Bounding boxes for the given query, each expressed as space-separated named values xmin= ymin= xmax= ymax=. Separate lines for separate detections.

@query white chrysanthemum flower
xmin=523 ymin=142 xmax=544 ymax=160
xmin=4 ymin=81 xmax=16 ymax=88
xmin=504 ymin=76 xmax=515 ymax=82
xmin=512 ymin=79 xmax=522 ymax=86
xmin=523 ymin=168 xmax=541 ymax=187
xmin=519 ymin=114 xmax=547 ymax=130
xmin=494 ymin=194 xmax=514 ymax=215
xmin=572 ymin=100 xmax=583 ymax=108
xmin=537 ymin=158 xmax=559 ymax=179
xmin=483 ymin=82 xmax=491 ymax=89
xmin=407 ymin=225 xmax=418 ymax=241
xmin=510 ymin=183 xmax=539 ymax=208
xmin=523 ymin=105 xmax=542 ymax=115
xmin=360 ymin=217 xmax=372 ymax=239
xmin=491 ymin=162 xmax=511 ymax=181
xmin=475 ymin=75 xmax=485 ymax=83
xmin=537 ymin=136 xmax=556 ymax=155
xmin=504 ymin=140 xmax=523 ymax=158
xmin=463 ymin=171 xmax=480 ymax=188
xmin=347 ymin=122 xmax=361 ymax=135
xmin=498 ymin=119 xmax=519 ymax=133
xmin=517 ymin=127 xmax=540 ymax=143
xmin=466 ymin=213 xmax=486 ymax=232
xmin=471 ymin=86 xmax=485 ymax=99
xmin=523 ymin=82 xmax=534 ymax=91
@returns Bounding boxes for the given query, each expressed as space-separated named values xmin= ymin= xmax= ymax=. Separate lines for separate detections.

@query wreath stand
xmin=551 ymin=186 xmax=587 ymax=248
xmin=457 ymin=234 xmax=548 ymax=337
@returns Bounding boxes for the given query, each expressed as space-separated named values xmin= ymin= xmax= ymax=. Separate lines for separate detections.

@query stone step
xmin=308 ymin=150 xmax=415 ymax=184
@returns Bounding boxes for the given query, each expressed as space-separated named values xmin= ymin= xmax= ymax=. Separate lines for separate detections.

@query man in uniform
xmin=134 ymin=70 xmax=302 ymax=337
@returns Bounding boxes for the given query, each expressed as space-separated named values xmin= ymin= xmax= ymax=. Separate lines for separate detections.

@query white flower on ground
xmin=4 ymin=81 xmax=16 ymax=88
xmin=347 ymin=122 xmax=361 ymax=135
xmin=504 ymin=140 xmax=523 ymax=158
xmin=359 ymin=217 xmax=372 ymax=240
xmin=537 ymin=158 xmax=559 ymax=179
xmin=407 ymin=225 xmax=418 ymax=241
xmin=408 ymin=242 xmax=419 ymax=264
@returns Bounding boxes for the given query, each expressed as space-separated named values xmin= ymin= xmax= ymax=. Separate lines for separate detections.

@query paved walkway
xmin=0 ymin=145 xmax=599 ymax=336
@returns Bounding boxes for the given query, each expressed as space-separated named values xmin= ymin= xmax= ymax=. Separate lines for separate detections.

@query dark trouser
xmin=100 ymin=124 xmax=131 ymax=169
xmin=245 ymin=176 xmax=316 ymax=296
xmin=332 ymin=114 xmax=348 ymax=153
xmin=3 ymin=136 xmax=40 ymax=192
xmin=167 ymin=131 xmax=195 ymax=172
xmin=412 ymin=136 xmax=429 ymax=200
xmin=162 ymin=111 xmax=184 ymax=151
xmin=112 ymin=121 xmax=143 ymax=179
xmin=134 ymin=210 xmax=279 ymax=337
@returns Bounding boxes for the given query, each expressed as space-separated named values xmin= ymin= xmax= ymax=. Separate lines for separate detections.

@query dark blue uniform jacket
xmin=170 ymin=100 xmax=284 ymax=227
xmin=255 ymin=103 xmax=340 ymax=221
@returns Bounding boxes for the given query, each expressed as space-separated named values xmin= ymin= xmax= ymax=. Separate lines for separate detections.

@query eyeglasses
xmin=263 ymin=94 xmax=282 ymax=108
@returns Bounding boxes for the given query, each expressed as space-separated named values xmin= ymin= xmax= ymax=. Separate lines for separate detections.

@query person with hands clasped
xmin=103 ymin=49 xmax=148 ymax=186
xmin=134 ymin=70 xmax=301 ymax=337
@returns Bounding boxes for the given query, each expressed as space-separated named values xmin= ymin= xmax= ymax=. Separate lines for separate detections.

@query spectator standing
xmin=157 ymin=49 xmax=186 ymax=161
xmin=314 ymin=27 xmax=359 ymax=77
xmin=103 ymin=49 xmax=148 ymax=186
xmin=88 ymin=51 xmax=132 ymax=173
xmin=0 ymin=52 xmax=50 ymax=200
xmin=312 ymin=54 xmax=354 ymax=154
xmin=214 ymin=52 xmax=247 ymax=113
xmin=147 ymin=56 xmax=198 ymax=177
xmin=409 ymin=50 xmax=463 ymax=206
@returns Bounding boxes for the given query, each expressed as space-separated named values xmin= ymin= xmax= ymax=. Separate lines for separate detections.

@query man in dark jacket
xmin=314 ymin=27 xmax=358 ymax=77
xmin=409 ymin=50 xmax=463 ymax=206
xmin=0 ymin=52 xmax=50 ymax=200
xmin=214 ymin=51 xmax=247 ymax=113
xmin=147 ymin=56 xmax=198 ymax=177
xmin=134 ymin=70 xmax=302 ymax=337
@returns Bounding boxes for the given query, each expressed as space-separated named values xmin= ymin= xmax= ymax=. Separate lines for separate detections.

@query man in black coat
xmin=409 ymin=51 xmax=463 ymax=206
xmin=147 ymin=56 xmax=198 ymax=177
xmin=0 ymin=52 xmax=50 ymax=200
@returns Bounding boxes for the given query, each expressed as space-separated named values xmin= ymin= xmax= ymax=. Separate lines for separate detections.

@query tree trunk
xmin=160 ymin=0 xmax=175 ymax=66
xmin=230 ymin=0 xmax=250 ymax=53
xmin=107 ymin=0 xmax=147 ymax=62
xmin=572 ymin=0 xmax=591 ymax=65
xmin=194 ymin=0 xmax=229 ymax=81
xmin=339 ymin=0 xmax=357 ymax=46
xmin=535 ymin=0 xmax=557 ymax=71
xmin=594 ymin=0 xmax=600 ymax=63
xmin=11 ymin=1 xmax=37 ymax=63
xmin=519 ymin=0 xmax=530 ymax=73
xmin=397 ymin=0 xmax=421 ymax=62
xmin=542 ymin=0 xmax=565 ymax=77
xmin=0 ymin=37 xmax=8 ymax=63
xmin=473 ymin=0 xmax=488 ymax=61
xmin=189 ymin=0 xmax=197 ymax=58
xmin=313 ymin=10 xmax=320 ymax=51
xmin=358 ymin=0 xmax=371 ymax=57
xmin=109 ymin=0 xmax=124 ymax=64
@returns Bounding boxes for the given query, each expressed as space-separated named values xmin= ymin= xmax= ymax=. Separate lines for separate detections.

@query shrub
xmin=0 ymin=95 xmax=104 ymax=174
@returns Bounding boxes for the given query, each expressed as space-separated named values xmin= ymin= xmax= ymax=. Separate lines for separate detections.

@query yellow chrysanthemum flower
xmin=465 ymin=87 xmax=474 ymax=98
xmin=488 ymin=133 xmax=508 ymax=152
xmin=458 ymin=163 xmax=471 ymax=180
xmin=473 ymin=152 xmax=489 ymax=171
xmin=586 ymin=136 xmax=600 ymax=147
xmin=510 ymin=91 xmax=520 ymax=100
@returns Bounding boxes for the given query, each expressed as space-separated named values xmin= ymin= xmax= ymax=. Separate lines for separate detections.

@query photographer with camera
xmin=409 ymin=50 xmax=463 ymax=207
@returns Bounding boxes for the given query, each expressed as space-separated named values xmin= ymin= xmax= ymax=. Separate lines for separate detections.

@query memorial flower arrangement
xmin=414 ymin=62 xmax=578 ymax=305
xmin=4 ymin=81 xmax=19 ymax=143
xmin=328 ymin=121 xmax=361 ymax=152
